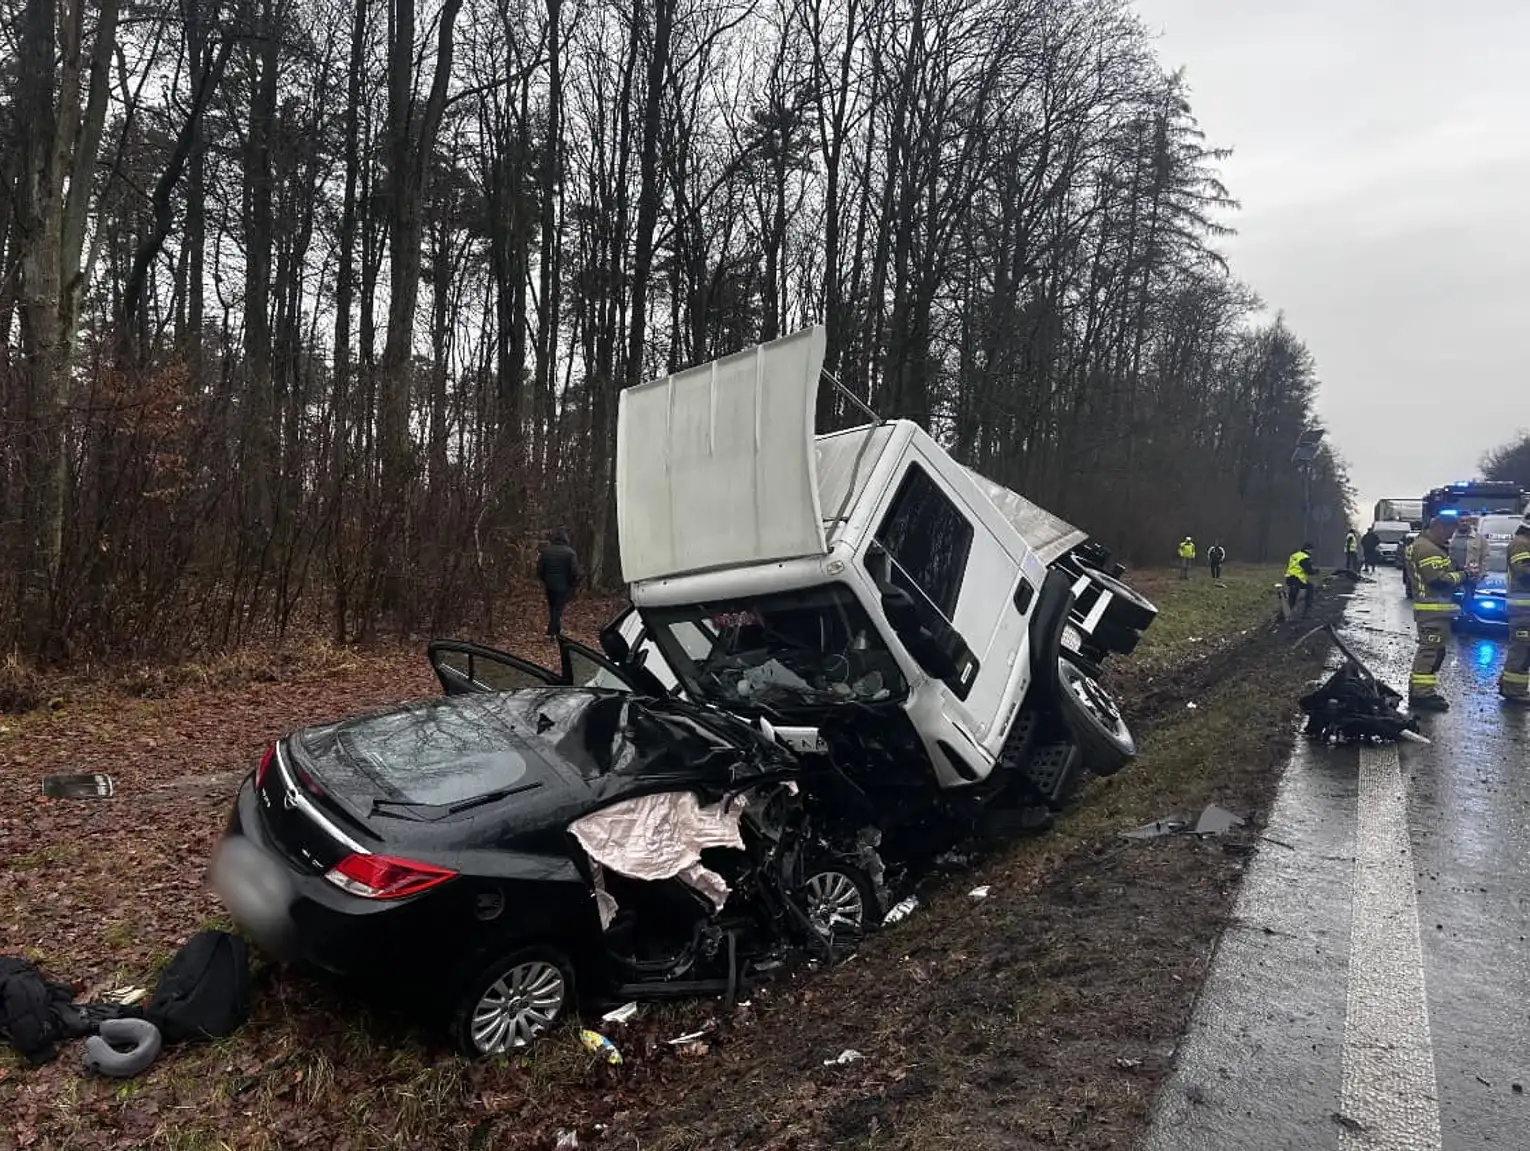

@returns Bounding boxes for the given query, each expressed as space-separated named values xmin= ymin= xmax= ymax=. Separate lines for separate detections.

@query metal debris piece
xmin=42 ymin=773 xmax=115 ymax=799
xmin=968 ymin=886 xmax=991 ymax=901
xmin=667 ymin=1027 xmax=712 ymax=1046
xmin=600 ymin=1002 xmax=639 ymax=1025
xmin=823 ymin=1049 xmax=864 ymax=1066
xmin=555 ymin=1130 xmax=579 ymax=1150
xmin=1119 ymin=816 xmax=1189 ymax=840
xmin=881 ymin=895 xmax=920 ymax=926
xmin=1193 ymin=805 xmax=1245 ymax=836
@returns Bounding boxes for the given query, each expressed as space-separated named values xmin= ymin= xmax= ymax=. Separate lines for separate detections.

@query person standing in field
xmin=1207 ymin=542 xmax=1227 ymax=580
xmin=536 ymin=528 xmax=581 ymax=638
xmin=1178 ymin=536 xmax=1196 ymax=579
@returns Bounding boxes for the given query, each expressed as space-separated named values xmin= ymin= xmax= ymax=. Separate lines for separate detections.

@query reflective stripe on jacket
xmin=1509 ymin=537 xmax=1530 ymax=607
xmin=1408 ymin=534 xmax=1463 ymax=614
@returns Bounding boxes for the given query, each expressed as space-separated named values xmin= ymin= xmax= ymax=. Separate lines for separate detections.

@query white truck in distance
xmin=600 ymin=326 xmax=1157 ymax=829
xmin=1370 ymin=520 xmax=1412 ymax=565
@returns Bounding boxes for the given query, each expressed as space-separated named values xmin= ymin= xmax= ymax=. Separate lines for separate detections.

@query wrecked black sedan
xmin=214 ymin=639 xmax=881 ymax=1055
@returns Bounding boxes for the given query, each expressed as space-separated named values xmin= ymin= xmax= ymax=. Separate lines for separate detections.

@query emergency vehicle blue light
xmin=1475 ymin=597 xmax=1502 ymax=613
xmin=1440 ymin=508 xmax=1459 ymax=516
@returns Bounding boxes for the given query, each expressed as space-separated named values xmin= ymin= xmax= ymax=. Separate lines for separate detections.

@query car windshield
xmin=642 ymin=584 xmax=908 ymax=710
xmin=1373 ymin=525 xmax=1408 ymax=543
xmin=1477 ymin=517 xmax=1521 ymax=573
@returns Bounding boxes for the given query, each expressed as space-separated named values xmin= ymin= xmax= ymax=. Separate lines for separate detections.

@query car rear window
xmin=296 ymin=700 xmax=540 ymax=807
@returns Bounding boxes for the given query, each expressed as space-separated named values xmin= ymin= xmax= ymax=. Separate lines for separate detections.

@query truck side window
xmin=869 ymin=463 xmax=973 ymax=620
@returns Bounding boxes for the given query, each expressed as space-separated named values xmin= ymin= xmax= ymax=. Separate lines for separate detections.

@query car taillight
xmin=323 ymin=853 xmax=458 ymax=900
xmin=255 ymin=744 xmax=276 ymax=788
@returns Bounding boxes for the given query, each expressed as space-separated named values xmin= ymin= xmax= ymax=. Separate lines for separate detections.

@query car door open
xmin=428 ymin=640 xmax=564 ymax=695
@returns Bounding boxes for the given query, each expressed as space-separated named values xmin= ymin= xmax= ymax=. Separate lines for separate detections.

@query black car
xmin=214 ymin=637 xmax=879 ymax=1055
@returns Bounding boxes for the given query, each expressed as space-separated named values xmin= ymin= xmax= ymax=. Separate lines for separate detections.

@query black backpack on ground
xmin=0 ymin=956 xmax=137 ymax=1064
xmin=146 ymin=931 xmax=251 ymax=1044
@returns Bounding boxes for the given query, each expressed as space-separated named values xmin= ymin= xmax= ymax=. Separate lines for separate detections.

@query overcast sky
xmin=1132 ymin=0 xmax=1530 ymax=519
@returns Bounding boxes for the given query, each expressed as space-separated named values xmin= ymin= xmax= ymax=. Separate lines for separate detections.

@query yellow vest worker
xmin=1407 ymin=517 xmax=1466 ymax=711
xmin=1178 ymin=537 xmax=1195 ymax=579
xmin=1285 ymin=547 xmax=1317 ymax=616
xmin=1344 ymin=530 xmax=1358 ymax=572
xmin=1499 ymin=517 xmax=1530 ymax=704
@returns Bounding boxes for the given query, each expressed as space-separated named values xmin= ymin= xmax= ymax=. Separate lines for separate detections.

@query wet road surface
xmin=1142 ymin=572 xmax=1530 ymax=1150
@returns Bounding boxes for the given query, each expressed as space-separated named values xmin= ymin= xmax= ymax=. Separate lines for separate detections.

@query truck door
xmin=862 ymin=451 xmax=1023 ymax=753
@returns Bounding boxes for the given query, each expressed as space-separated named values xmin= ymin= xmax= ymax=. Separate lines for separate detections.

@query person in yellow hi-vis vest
xmin=1407 ymin=516 xmax=1470 ymax=711
xmin=1499 ymin=515 xmax=1530 ymax=705
xmin=1285 ymin=544 xmax=1318 ymax=617
xmin=1178 ymin=537 xmax=1195 ymax=579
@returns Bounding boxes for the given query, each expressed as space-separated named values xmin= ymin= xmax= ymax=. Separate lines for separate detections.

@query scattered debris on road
xmin=1295 ymin=623 xmax=1424 ymax=744
xmin=969 ymin=885 xmax=991 ymax=900
xmin=1193 ymin=805 xmax=1245 ymax=836
xmin=579 ymin=1029 xmax=622 ymax=1065
xmin=823 ymin=1049 xmax=865 ymax=1066
xmin=882 ymin=895 xmax=920 ymax=926
xmin=600 ymin=1002 xmax=639 ymax=1026
xmin=41 ymin=772 xmax=115 ymax=799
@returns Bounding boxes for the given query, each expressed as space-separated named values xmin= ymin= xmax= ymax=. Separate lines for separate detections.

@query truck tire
xmin=1089 ymin=616 xmax=1142 ymax=657
xmin=1085 ymin=569 xmax=1158 ymax=633
xmin=1056 ymin=657 xmax=1135 ymax=776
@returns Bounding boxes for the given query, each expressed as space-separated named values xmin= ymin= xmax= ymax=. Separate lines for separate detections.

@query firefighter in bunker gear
xmin=1345 ymin=530 xmax=1359 ymax=573
xmin=1285 ymin=546 xmax=1317 ymax=617
xmin=1178 ymin=537 xmax=1195 ymax=579
xmin=1498 ymin=516 xmax=1530 ymax=704
xmin=1408 ymin=516 xmax=1469 ymax=711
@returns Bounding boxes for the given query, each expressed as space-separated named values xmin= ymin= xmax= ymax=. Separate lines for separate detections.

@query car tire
xmin=1085 ymin=568 xmax=1158 ymax=633
xmin=1055 ymin=656 xmax=1135 ymax=776
xmin=802 ymin=865 xmax=877 ymax=946
xmin=449 ymin=945 xmax=575 ymax=1057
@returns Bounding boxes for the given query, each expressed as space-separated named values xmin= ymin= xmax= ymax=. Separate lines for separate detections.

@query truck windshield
xmin=642 ymin=584 xmax=908 ymax=710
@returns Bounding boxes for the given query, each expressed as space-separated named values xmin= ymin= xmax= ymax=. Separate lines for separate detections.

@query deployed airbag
xmin=570 ymin=792 xmax=747 ymax=913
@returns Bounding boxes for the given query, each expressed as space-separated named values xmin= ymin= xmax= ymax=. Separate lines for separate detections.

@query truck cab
xmin=609 ymin=326 xmax=1152 ymax=811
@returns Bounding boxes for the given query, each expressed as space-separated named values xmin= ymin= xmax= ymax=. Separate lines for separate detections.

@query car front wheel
xmin=802 ymin=866 xmax=876 ymax=947
xmin=450 ymin=946 xmax=574 ymax=1056
xmin=1056 ymin=656 xmax=1136 ymax=776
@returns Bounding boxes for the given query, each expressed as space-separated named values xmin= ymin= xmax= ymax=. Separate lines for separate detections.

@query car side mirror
xmin=599 ymin=628 xmax=632 ymax=665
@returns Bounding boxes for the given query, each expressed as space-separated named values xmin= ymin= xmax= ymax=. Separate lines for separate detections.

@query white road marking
xmin=1340 ymin=743 xmax=1442 ymax=1149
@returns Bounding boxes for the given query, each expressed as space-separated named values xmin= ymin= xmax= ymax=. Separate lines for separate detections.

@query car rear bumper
xmin=219 ymin=779 xmax=475 ymax=987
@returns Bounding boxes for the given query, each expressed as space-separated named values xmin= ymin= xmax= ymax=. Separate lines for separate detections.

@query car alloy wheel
xmin=468 ymin=957 xmax=568 ymax=1054
xmin=804 ymin=869 xmax=867 ymax=940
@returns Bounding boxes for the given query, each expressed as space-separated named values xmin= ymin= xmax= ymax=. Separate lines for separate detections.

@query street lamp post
xmin=1292 ymin=428 xmax=1326 ymax=556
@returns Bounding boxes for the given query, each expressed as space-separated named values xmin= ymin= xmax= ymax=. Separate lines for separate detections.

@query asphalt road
xmin=1141 ymin=570 xmax=1530 ymax=1150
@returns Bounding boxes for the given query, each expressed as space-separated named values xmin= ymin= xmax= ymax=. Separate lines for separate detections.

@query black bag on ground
xmin=146 ymin=931 xmax=251 ymax=1043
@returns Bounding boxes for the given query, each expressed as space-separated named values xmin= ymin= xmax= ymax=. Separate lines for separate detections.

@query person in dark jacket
xmin=1361 ymin=527 xmax=1381 ymax=573
xmin=536 ymin=529 xmax=581 ymax=638
xmin=1207 ymin=542 xmax=1227 ymax=580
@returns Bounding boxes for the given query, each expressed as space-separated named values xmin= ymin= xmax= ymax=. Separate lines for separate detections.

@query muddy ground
xmin=0 ymin=566 xmax=1347 ymax=1150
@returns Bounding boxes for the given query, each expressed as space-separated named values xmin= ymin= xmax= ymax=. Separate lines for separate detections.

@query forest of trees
xmin=0 ymin=0 xmax=1349 ymax=659
xmin=1483 ymin=433 xmax=1530 ymax=490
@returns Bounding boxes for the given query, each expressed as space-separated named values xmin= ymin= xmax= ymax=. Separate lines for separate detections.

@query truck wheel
xmin=1086 ymin=569 xmax=1157 ymax=633
xmin=1056 ymin=657 xmax=1135 ymax=776
xmin=1088 ymin=616 xmax=1142 ymax=657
